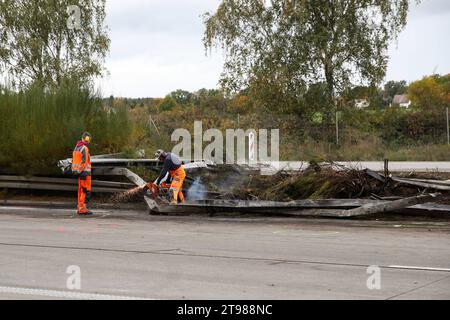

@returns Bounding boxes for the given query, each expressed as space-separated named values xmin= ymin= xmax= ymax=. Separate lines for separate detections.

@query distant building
xmin=354 ymin=99 xmax=370 ymax=109
xmin=391 ymin=94 xmax=411 ymax=108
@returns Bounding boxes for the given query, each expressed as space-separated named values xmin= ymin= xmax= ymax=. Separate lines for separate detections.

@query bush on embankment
xmin=0 ymin=82 xmax=132 ymax=175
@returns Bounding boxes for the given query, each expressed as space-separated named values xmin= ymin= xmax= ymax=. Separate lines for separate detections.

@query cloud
xmin=107 ymin=0 xmax=217 ymax=34
xmin=386 ymin=0 xmax=450 ymax=82
xmin=409 ymin=0 xmax=450 ymax=19
xmin=98 ymin=0 xmax=223 ymax=97
xmin=98 ymin=0 xmax=449 ymax=97
xmin=98 ymin=52 xmax=223 ymax=98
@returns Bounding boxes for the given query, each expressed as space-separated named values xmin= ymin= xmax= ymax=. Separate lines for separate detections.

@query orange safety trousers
xmin=169 ymin=166 xmax=185 ymax=203
xmin=78 ymin=175 xmax=92 ymax=212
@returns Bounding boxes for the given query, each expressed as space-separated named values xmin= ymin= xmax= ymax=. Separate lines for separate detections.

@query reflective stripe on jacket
xmin=72 ymin=145 xmax=91 ymax=174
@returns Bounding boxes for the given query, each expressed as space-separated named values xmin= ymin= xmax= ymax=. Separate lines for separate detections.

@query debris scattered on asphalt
xmin=229 ymin=163 xmax=446 ymax=202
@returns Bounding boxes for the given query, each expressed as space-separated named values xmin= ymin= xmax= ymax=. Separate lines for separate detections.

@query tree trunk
xmin=323 ymin=58 xmax=336 ymax=132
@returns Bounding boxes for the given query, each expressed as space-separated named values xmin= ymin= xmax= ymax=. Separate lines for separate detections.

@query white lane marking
xmin=388 ymin=265 xmax=450 ymax=272
xmin=0 ymin=286 xmax=150 ymax=300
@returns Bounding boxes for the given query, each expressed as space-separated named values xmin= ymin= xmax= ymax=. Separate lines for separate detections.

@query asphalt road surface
xmin=0 ymin=206 xmax=449 ymax=300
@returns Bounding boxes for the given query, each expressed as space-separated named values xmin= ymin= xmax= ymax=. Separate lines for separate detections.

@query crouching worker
xmin=71 ymin=132 xmax=93 ymax=216
xmin=146 ymin=150 xmax=185 ymax=205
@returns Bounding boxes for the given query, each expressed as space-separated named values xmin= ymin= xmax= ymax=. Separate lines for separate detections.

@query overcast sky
xmin=97 ymin=0 xmax=450 ymax=98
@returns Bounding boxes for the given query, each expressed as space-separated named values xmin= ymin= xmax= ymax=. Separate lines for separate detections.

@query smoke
xmin=187 ymin=177 xmax=206 ymax=201
xmin=213 ymin=164 xmax=253 ymax=193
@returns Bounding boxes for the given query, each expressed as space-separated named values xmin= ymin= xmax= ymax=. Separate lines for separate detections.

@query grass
xmin=282 ymin=141 xmax=450 ymax=161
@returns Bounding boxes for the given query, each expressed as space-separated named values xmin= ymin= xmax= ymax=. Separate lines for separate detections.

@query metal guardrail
xmin=57 ymin=158 xmax=215 ymax=174
xmin=0 ymin=175 xmax=134 ymax=188
xmin=0 ymin=175 xmax=133 ymax=193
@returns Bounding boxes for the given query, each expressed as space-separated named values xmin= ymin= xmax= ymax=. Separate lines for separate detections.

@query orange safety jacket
xmin=71 ymin=142 xmax=91 ymax=175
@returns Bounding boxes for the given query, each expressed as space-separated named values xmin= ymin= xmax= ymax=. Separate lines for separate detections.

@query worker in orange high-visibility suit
xmin=72 ymin=132 xmax=93 ymax=215
xmin=146 ymin=150 xmax=185 ymax=205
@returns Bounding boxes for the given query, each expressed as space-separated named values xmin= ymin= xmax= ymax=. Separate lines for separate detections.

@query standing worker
xmin=146 ymin=150 xmax=185 ymax=205
xmin=71 ymin=132 xmax=93 ymax=216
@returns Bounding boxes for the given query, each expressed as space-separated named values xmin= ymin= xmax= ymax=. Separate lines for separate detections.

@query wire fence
xmin=335 ymin=108 xmax=449 ymax=147
xmin=225 ymin=107 xmax=450 ymax=160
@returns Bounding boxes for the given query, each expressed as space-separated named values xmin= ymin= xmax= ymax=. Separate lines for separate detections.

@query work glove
xmin=79 ymin=171 xmax=89 ymax=180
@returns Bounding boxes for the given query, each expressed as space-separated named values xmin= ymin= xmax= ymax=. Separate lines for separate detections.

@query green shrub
xmin=158 ymin=96 xmax=178 ymax=112
xmin=0 ymin=81 xmax=132 ymax=175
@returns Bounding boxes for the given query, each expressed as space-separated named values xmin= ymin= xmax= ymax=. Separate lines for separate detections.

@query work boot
xmin=77 ymin=209 xmax=93 ymax=216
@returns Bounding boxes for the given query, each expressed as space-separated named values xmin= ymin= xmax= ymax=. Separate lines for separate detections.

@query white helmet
xmin=154 ymin=149 xmax=167 ymax=160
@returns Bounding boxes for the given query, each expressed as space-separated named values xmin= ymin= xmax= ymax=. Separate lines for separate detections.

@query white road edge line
xmin=388 ymin=265 xmax=450 ymax=272
xmin=0 ymin=286 xmax=150 ymax=300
